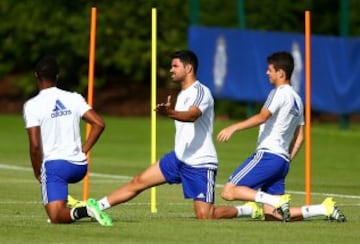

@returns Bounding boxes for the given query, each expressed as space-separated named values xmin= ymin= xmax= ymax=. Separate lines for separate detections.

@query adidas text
xmin=51 ymin=110 xmax=72 ymax=118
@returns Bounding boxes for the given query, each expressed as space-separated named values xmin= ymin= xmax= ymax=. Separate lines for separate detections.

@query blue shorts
xmin=228 ymin=151 xmax=289 ymax=195
xmin=159 ymin=151 xmax=217 ymax=203
xmin=40 ymin=160 xmax=87 ymax=205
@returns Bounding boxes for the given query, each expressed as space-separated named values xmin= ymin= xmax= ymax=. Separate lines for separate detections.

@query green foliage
xmin=0 ymin=0 xmax=93 ymax=93
xmin=215 ymin=99 xmax=264 ymax=119
xmin=0 ymin=0 xmax=359 ymax=96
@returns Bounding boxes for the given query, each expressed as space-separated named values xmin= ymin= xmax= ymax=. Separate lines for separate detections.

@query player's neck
xmin=180 ymin=76 xmax=197 ymax=90
xmin=38 ymin=80 xmax=56 ymax=91
xmin=274 ymin=79 xmax=290 ymax=88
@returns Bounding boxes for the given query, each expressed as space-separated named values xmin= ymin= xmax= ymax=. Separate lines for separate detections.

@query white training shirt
xmin=257 ymin=84 xmax=304 ymax=160
xmin=174 ymin=81 xmax=218 ymax=169
xmin=23 ymin=87 xmax=91 ymax=164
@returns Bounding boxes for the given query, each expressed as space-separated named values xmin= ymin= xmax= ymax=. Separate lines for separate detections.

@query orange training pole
xmin=83 ymin=7 xmax=97 ymax=201
xmin=305 ymin=10 xmax=312 ymax=205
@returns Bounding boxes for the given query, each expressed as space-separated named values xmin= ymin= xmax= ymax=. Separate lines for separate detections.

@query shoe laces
xmin=274 ymin=202 xmax=290 ymax=222
xmin=330 ymin=206 xmax=346 ymax=222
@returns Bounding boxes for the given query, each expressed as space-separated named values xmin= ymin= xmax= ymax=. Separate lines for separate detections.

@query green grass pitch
xmin=0 ymin=114 xmax=359 ymax=243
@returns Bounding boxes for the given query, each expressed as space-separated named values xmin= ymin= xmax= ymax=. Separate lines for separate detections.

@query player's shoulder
xmin=24 ymin=91 xmax=43 ymax=108
xmin=195 ymin=80 xmax=208 ymax=88
xmin=56 ymin=87 xmax=79 ymax=96
xmin=56 ymin=88 xmax=85 ymax=101
xmin=275 ymin=85 xmax=294 ymax=97
xmin=23 ymin=97 xmax=36 ymax=111
xmin=194 ymin=81 xmax=212 ymax=95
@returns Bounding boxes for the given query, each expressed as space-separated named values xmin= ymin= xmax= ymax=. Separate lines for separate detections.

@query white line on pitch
xmin=1 ymin=163 xmax=359 ymax=200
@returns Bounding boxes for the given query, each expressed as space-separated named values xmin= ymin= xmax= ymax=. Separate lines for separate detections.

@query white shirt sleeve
xmin=23 ymin=101 xmax=40 ymax=128
xmin=264 ymin=89 xmax=284 ymax=114
xmin=73 ymin=92 xmax=91 ymax=117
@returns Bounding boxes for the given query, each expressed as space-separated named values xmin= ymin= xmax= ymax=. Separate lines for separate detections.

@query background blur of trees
xmin=0 ymin=0 xmax=359 ymax=97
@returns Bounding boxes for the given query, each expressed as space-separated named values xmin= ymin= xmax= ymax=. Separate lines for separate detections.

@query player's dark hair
xmin=35 ymin=55 xmax=59 ymax=82
xmin=170 ymin=50 xmax=199 ymax=74
xmin=267 ymin=51 xmax=294 ymax=80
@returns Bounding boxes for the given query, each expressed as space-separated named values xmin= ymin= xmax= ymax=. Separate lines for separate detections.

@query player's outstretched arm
xmin=155 ymin=95 xmax=201 ymax=122
xmin=217 ymin=108 xmax=271 ymax=143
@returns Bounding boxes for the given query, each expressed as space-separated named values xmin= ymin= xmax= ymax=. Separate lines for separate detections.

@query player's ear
xmin=278 ymin=69 xmax=285 ymax=79
xmin=185 ymin=64 xmax=193 ymax=74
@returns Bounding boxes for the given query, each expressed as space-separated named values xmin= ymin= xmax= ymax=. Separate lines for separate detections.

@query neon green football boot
xmin=86 ymin=198 xmax=113 ymax=227
xmin=67 ymin=195 xmax=86 ymax=208
xmin=274 ymin=194 xmax=291 ymax=222
xmin=322 ymin=197 xmax=346 ymax=222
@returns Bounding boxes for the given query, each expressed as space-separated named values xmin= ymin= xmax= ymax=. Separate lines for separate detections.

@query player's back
xmin=24 ymin=87 xmax=90 ymax=162
xmin=257 ymin=85 xmax=304 ymax=159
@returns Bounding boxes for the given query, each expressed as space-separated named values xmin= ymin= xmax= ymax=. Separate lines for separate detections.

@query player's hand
xmin=217 ymin=126 xmax=236 ymax=143
xmin=155 ymin=95 xmax=171 ymax=116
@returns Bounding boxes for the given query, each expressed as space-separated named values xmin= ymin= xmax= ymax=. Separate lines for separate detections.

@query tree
xmin=0 ymin=0 xmax=358 ymax=97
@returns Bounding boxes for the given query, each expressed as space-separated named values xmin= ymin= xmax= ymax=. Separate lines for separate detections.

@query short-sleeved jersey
xmin=257 ymin=84 xmax=304 ymax=160
xmin=23 ymin=87 xmax=91 ymax=164
xmin=174 ymin=81 xmax=218 ymax=169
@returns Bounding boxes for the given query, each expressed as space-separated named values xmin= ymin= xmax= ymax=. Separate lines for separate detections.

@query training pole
xmin=305 ymin=10 xmax=312 ymax=205
xmin=83 ymin=7 xmax=97 ymax=201
xmin=150 ymin=8 xmax=158 ymax=213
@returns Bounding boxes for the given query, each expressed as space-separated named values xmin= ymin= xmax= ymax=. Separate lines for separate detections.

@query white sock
xmin=255 ymin=191 xmax=279 ymax=207
xmin=236 ymin=205 xmax=253 ymax=217
xmin=301 ymin=204 xmax=326 ymax=218
xmin=98 ymin=197 xmax=111 ymax=210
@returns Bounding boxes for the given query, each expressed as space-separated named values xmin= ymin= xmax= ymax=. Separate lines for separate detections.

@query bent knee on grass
xmin=47 ymin=209 xmax=72 ymax=224
xmin=221 ymin=186 xmax=237 ymax=201
xmin=194 ymin=201 xmax=215 ymax=219
xmin=195 ymin=209 xmax=214 ymax=220
xmin=46 ymin=200 xmax=72 ymax=223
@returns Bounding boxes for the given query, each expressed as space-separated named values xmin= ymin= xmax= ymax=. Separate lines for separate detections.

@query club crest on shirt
xmin=183 ymin=97 xmax=190 ymax=105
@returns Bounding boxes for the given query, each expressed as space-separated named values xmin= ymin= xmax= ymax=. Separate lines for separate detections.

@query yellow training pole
xmin=83 ymin=7 xmax=97 ymax=201
xmin=150 ymin=8 xmax=157 ymax=213
xmin=305 ymin=10 xmax=312 ymax=205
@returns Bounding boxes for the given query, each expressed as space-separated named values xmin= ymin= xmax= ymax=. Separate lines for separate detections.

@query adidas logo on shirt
xmin=51 ymin=99 xmax=72 ymax=118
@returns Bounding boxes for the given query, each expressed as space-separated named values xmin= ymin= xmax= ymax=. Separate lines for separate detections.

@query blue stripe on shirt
xmin=263 ymin=88 xmax=276 ymax=109
xmin=193 ymin=84 xmax=204 ymax=107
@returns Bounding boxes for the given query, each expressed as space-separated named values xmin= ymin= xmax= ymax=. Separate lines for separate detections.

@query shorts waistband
xmin=256 ymin=148 xmax=290 ymax=162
